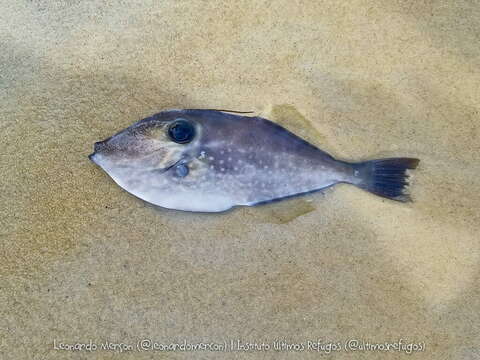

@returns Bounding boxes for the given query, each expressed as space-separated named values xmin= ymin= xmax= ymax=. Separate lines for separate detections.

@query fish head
xmin=89 ymin=111 xmax=203 ymax=193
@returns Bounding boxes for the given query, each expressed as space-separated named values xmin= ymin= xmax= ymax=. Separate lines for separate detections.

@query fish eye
xmin=167 ymin=119 xmax=195 ymax=144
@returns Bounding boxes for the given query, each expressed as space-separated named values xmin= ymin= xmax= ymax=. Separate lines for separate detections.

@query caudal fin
xmin=353 ymin=158 xmax=420 ymax=202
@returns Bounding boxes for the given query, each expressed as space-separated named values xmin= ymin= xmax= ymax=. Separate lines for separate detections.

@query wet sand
xmin=1 ymin=1 xmax=479 ymax=359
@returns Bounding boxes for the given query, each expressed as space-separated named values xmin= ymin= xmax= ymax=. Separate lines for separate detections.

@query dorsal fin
xmin=190 ymin=108 xmax=255 ymax=115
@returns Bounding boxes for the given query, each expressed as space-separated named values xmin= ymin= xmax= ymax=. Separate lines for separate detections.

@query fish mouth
xmin=88 ymin=152 xmax=98 ymax=164
xmin=89 ymin=139 xmax=112 ymax=163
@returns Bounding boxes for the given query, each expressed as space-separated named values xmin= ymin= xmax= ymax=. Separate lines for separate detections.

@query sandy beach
xmin=1 ymin=1 xmax=479 ymax=358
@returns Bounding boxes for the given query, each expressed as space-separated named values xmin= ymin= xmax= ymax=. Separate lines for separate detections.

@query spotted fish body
xmin=89 ymin=109 xmax=419 ymax=212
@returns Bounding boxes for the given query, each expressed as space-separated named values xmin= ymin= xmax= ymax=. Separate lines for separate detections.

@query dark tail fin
xmin=353 ymin=158 xmax=420 ymax=202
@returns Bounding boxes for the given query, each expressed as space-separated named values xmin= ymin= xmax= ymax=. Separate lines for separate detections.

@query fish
xmin=88 ymin=109 xmax=419 ymax=212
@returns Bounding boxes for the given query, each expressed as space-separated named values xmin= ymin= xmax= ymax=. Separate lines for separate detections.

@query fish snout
xmin=94 ymin=140 xmax=108 ymax=153
xmin=89 ymin=140 xmax=109 ymax=163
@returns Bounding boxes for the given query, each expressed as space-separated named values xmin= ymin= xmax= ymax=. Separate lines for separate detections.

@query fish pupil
xmin=168 ymin=119 xmax=195 ymax=144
